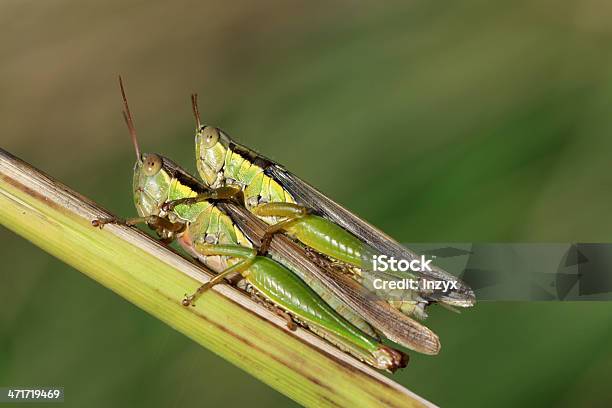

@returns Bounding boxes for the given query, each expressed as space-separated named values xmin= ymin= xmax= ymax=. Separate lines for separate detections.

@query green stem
xmin=0 ymin=148 xmax=433 ymax=408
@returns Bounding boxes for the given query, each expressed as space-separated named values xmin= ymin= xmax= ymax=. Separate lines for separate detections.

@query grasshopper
xmin=92 ymin=78 xmax=443 ymax=371
xmin=163 ymin=95 xmax=475 ymax=319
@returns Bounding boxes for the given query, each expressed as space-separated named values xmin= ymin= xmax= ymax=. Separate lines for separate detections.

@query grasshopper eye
xmin=142 ymin=153 xmax=162 ymax=176
xmin=200 ymin=126 xmax=220 ymax=149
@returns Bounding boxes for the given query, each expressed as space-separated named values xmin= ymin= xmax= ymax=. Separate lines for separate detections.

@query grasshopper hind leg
xmin=182 ymin=243 xmax=257 ymax=306
xmin=251 ymin=202 xmax=309 ymax=255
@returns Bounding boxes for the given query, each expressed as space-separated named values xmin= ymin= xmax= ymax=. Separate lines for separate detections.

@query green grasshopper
xmin=163 ymin=95 xmax=475 ymax=319
xmin=92 ymin=78 xmax=443 ymax=371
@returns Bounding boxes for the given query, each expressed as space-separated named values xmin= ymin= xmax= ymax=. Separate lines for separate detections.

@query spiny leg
xmin=92 ymin=215 xmax=180 ymax=230
xmin=182 ymin=243 xmax=257 ymax=306
xmin=274 ymin=306 xmax=297 ymax=331
xmin=92 ymin=214 xmax=184 ymax=238
xmin=162 ymin=186 xmax=241 ymax=212
xmin=92 ymin=215 xmax=139 ymax=228
xmin=249 ymin=293 xmax=297 ymax=331
xmin=251 ymin=202 xmax=309 ymax=254
xmin=92 ymin=215 xmax=185 ymax=245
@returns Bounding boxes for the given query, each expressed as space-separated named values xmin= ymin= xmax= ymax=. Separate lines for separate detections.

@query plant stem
xmin=0 ymin=148 xmax=434 ymax=408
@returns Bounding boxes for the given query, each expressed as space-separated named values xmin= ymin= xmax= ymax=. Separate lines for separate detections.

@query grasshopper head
xmin=118 ymin=76 xmax=173 ymax=218
xmin=190 ymin=94 xmax=230 ymax=187
xmin=195 ymin=125 xmax=230 ymax=187
xmin=132 ymin=153 xmax=172 ymax=218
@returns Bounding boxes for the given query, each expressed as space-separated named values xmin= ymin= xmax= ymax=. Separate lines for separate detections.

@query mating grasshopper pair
xmin=93 ymin=77 xmax=475 ymax=372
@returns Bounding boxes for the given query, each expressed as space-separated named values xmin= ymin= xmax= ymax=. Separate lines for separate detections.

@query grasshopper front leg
xmin=92 ymin=215 xmax=185 ymax=243
xmin=162 ymin=186 xmax=241 ymax=212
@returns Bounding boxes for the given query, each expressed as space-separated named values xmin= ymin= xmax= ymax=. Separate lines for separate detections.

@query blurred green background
xmin=2 ymin=1 xmax=612 ymax=407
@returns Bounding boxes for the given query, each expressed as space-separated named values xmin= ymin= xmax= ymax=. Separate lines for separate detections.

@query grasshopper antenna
xmin=118 ymin=75 xmax=142 ymax=163
xmin=191 ymin=93 xmax=202 ymax=130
